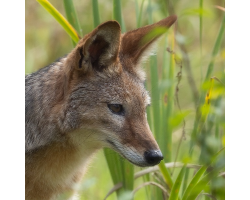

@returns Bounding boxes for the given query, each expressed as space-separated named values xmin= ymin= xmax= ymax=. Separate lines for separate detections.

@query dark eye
xmin=108 ymin=104 xmax=124 ymax=115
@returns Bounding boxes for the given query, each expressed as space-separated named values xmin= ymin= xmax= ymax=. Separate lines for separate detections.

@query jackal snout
xmin=99 ymin=88 xmax=164 ymax=167
xmin=118 ymin=117 xmax=164 ymax=167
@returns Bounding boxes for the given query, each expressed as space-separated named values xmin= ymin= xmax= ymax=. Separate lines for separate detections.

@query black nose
xmin=144 ymin=150 xmax=164 ymax=165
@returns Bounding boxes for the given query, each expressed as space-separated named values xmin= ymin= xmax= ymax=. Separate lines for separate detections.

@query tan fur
xmin=26 ymin=130 xmax=99 ymax=200
xmin=25 ymin=15 xmax=177 ymax=199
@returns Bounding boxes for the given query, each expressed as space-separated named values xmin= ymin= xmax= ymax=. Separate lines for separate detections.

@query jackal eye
xmin=108 ymin=104 xmax=124 ymax=115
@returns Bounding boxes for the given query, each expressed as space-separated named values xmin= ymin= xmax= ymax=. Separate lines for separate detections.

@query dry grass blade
xmin=103 ymin=182 xmax=123 ymax=200
xmin=218 ymin=172 xmax=225 ymax=178
xmin=168 ymin=48 xmax=188 ymax=175
xmin=134 ymin=162 xmax=201 ymax=179
xmin=133 ymin=181 xmax=169 ymax=196
xmin=211 ymin=76 xmax=224 ymax=85
xmin=198 ymin=193 xmax=218 ymax=200
xmin=214 ymin=5 xmax=225 ymax=12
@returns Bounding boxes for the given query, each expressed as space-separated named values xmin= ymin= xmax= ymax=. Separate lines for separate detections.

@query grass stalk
xmin=92 ymin=0 xmax=100 ymax=27
xmin=149 ymin=55 xmax=161 ymax=147
xmin=199 ymin=0 xmax=203 ymax=85
xmin=164 ymin=31 xmax=175 ymax=162
xmin=63 ymin=0 xmax=82 ymax=46
xmin=136 ymin=0 xmax=145 ymax=28
xmin=182 ymin=15 xmax=225 ymax=194
xmin=182 ymin=165 xmax=206 ymax=200
xmin=204 ymin=15 xmax=225 ymax=81
xmin=113 ymin=0 xmax=125 ymax=32
xmin=165 ymin=0 xmax=199 ymax=105
xmin=189 ymin=14 xmax=225 ymax=155
xmin=37 ymin=0 xmax=80 ymax=44
xmin=185 ymin=171 xmax=214 ymax=200
xmin=199 ymin=0 xmax=203 ymax=53
xmin=168 ymin=165 xmax=186 ymax=200
xmin=158 ymin=161 xmax=173 ymax=189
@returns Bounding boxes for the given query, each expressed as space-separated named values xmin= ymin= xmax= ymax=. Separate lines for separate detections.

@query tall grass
xmin=63 ymin=0 xmax=82 ymax=46
xmin=37 ymin=0 xmax=80 ymax=44
xmin=33 ymin=0 xmax=225 ymax=199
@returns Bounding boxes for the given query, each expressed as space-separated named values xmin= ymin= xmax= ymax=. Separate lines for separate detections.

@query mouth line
xmin=106 ymin=139 xmax=156 ymax=167
xmin=125 ymin=157 xmax=149 ymax=167
xmin=106 ymin=139 xmax=118 ymax=149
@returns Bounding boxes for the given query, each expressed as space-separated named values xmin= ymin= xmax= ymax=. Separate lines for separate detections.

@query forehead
xmin=117 ymin=71 xmax=150 ymax=105
xmin=92 ymin=66 xmax=150 ymax=105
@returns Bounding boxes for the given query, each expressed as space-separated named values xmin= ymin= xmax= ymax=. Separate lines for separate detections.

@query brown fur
xmin=25 ymin=15 xmax=177 ymax=199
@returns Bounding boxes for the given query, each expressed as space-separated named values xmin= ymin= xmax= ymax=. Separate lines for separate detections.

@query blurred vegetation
xmin=25 ymin=0 xmax=225 ymax=199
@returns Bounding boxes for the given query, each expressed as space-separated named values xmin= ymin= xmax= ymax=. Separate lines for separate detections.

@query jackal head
xmin=61 ymin=16 xmax=177 ymax=167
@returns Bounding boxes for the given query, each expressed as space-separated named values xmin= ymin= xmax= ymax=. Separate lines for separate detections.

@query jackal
xmin=25 ymin=15 xmax=177 ymax=200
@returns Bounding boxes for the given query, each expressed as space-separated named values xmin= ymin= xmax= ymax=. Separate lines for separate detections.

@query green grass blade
xmin=104 ymin=149 xmax=123 ymax=184
xmin=37 ymin=0 xmax=80 ymax=44
xmin=104 ymin=149 xmax=125 ymax=198
xmin=142 ymin=173 xmax=151 ymax=200
xmin=185 ymin=148 xmax=225 ymax=200
xmin=181 ymin=168 xmax=190 ymax=196
xmin=168 ymin=165 xmax=186 ymax=200
xmin=113 ymin=0 xmax=125 ymax=32
xmin=136 ymin=0 xmax=145 ymax=28
xmin=92 ymin=0 xmax=100 ymax=27
xmin=178 ymin=18 xmax=224 ymax=196
xmin=186 ymin=172 xmax=213 ymax=200
xmin=104 ymin=148 xmax=134 ymax=199
xmin=199 ymin=0 xmax=203 ymax=51
xmin=123 ymin=160 xmax=134 ymax=191
xmin=160 ymin=0 xmax=168 ymax=15
xmin=182 ymin=165 xmax=207 ymax=200
xmin=164 ymin=32 xmax=175 ymax=162
xmin=63 ymin=0 xmax=81 ymax=35
xmin=199 ymin=0 xmax=203 ymax=84
xmin=149 ymin=55 xmax=161 ymax=144
xmin=135 ymin=0 xmax=139 ymax=21
xmin=158 ymin=161 xmax=173 ymax=189
xmin=160 ymin=37 xmax=170 ymax=163
xmin=205 ymin=14 xmax=225 ymax=81
xmin=63 ymin=0 xmax=82 ymax=46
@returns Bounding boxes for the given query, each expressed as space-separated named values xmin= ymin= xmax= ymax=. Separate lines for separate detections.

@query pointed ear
xmin=120 ymin=15 xmax=177 ymax=66
xmin=69 ymin=21 xmax=121 ymax=73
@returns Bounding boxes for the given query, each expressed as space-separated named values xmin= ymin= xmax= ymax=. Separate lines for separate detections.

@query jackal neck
xmin=25 ymin=56 xmax=71 ymax=151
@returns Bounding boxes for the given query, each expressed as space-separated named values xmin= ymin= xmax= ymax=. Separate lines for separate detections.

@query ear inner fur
xmin=78 ymin=47 xmax=84 ymax=69
xmin=88 ymin=35 xmax=110 ymax=71
xmin=70 ymin=21 xmax=122 ymax=73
